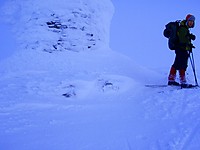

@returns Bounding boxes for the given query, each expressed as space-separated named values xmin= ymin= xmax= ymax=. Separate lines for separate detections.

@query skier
xmin=168 ymin=14 xmax=196 ymax=87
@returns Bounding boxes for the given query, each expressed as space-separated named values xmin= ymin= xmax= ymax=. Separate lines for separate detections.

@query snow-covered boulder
xmin=2 ymin=0 xmax=114 ymax=52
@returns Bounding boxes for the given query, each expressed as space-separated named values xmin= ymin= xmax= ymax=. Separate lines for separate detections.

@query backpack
xmin=163 ymin=20 xmax=180 ymax=50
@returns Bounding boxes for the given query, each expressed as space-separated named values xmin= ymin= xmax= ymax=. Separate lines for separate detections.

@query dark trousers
xmin=172 ymin=49 xmax=189 ymax=70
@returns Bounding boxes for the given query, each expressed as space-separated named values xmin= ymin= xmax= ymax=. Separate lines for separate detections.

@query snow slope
xmin=1 ymin=0 xmax=200 ymax=150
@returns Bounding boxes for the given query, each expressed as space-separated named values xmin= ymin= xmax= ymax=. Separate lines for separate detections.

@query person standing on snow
xmin=168 ymin=14 xmax=196 ymax=87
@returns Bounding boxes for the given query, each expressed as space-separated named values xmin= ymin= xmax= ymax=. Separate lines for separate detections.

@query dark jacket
xmin=177 ymin=20 xmax=192 ymax=51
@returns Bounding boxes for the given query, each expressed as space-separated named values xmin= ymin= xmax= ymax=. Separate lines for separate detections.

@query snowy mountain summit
xmin=0 ymin=0 xmax=145 ymax=99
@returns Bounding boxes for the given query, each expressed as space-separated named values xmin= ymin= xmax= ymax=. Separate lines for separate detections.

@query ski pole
xmin=189 ymin=51 xmax=199 ymax=86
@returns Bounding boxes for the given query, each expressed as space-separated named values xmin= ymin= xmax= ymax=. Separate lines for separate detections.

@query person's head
xmin=186 ymin=14 xmax=195 ymax=28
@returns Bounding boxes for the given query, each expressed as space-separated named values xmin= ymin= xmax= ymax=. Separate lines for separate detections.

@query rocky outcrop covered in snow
xmin=1 ymin=0 xmax=114 ymax=53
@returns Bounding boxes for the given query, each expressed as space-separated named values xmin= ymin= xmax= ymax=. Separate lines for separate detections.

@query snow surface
xmin=1 ymin=0 xmax=200 ymax=150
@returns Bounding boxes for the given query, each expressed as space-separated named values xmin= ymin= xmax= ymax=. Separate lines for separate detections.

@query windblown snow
xmin=0 ymin=0 xmax=200 ymax=150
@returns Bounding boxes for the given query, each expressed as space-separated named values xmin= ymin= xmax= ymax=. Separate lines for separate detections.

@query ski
xmin=145 ymin=85 xmax=169 ymax=88
xmin=181 ymin=84 xmax=198 ymax=89
xmin=145 ymin=84 xmax=198 ymax=89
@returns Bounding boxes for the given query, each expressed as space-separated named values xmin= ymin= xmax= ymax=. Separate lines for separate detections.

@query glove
xmin=189 ymin=43 xmax=195 ymax=49
xmin=186 ymin=44 xmax=195 ymax=52
xmin=189 ymin=34 xmax=196 ymax=41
